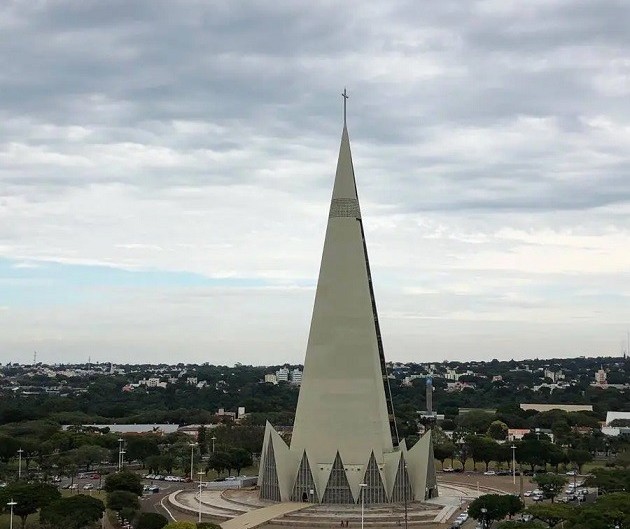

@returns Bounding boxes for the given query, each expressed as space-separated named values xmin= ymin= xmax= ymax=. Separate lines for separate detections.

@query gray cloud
xmin=0 ymin=0 xmax=629 ymax=362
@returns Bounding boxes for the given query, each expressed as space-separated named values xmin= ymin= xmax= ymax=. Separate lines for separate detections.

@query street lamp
xmin=359 ymin=483 xmax=367 ymax=529
xmin=7 ymin=499 xmax=16 ymax=529
xmin=197 ymin=471 xmax=205 ymax=523
xmin=189 ymin=442 xmax=198 ymax=481
xmin=17 ymin=448 xmax=23 ymax=479
xmin=480 ymin=507 xmax=487 ymax=529
xmin=211 ymin=436 xmax=216 ymax=453
xmin=403 ymin=463 xmax=408 ymax=529
xmin=511 ymin=445 xmax=517 ymax=485
xmin=120 ymin=449 xmax=126 ymax=470
xmin=117 ymin=438 xmax=124 ymax=471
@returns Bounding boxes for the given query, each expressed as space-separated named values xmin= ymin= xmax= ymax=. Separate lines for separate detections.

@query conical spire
xmin=290 ymin=110 xmax=396 ymax=466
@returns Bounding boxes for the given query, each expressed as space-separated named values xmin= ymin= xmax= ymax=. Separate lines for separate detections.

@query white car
xmin=566 ymin=470 xmax=577 ymax=476
xmin=483 ymin=470 xmax=496 ymax=475
xmin=523 ymin=490 xmax=532 ymax=497
xmin=83 ymin=483 xmax=94 ymax=490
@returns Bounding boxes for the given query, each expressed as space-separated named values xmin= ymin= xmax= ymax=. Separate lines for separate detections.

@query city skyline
xmin=1 ymin=1 xmax=629 ymax=364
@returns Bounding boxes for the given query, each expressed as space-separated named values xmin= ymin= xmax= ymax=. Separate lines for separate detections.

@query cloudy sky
xmin=1 ymin=0 xmax=629 ymax=366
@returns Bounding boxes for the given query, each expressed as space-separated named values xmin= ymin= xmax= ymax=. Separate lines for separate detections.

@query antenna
xmin=33 ymin=351 xmax=37 ymax=364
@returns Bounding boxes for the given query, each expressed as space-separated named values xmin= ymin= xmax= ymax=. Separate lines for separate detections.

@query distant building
xmin=264 ymin=373 xmax=277 ymax=384
xmin=186 ymin=377 xmax=198 ymax=385
xmin=62 ymin=424 xmax=179 ymax=435
xmin=594 ymin=367 xmax=607 ymax=386
xmin=446 ymin=381 xmax=475 ymax=392
xmin=605 ymin=411 xmax=630 ymax=426
xmin=276 ymin=367 xmax=290 ymax=382
xmin=290 ymin=368 xmax=302 ymax=385
xmin=520 ymin=403 xmax=593 ymax=413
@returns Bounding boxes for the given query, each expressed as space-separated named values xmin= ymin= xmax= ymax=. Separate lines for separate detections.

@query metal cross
xmin=342 ymin=88 xmax=349 ymax=125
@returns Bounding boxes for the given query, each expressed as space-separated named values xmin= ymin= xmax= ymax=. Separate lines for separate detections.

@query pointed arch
xmin=359 ymin=451 xmax=387 ymax=504
xmin=291 ymin=451 xmax=318 ymax=502
xmin=322 ymin=452 xmax=354 ymax=504
xmin=390 ymin=455 xmax=413 ymax=503
xmin=260 ymin=438 xmax=281 ymax=501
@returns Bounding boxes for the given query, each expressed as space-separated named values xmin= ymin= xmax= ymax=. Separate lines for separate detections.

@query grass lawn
xmin=0 ymin=512 xmax=40 ymax=529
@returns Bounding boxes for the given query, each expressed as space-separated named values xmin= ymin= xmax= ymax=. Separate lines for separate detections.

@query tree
xmin=104 ymin=470 xmax=143 ymax=496
xmin=228 ymin=448 xmax=253 ymax=475
xmin=615 ymin=449 xmax=630 ymax=469
xmin=546 ymin=444 xmax=567 ymax=472
xmin=585 ymin=468 xmax=630 ymax=494
xmin=458 ymin=411 xmax=495 ymax=434
xmin=163 ymin=523 xmax=196 ymax=529
xmin=502 ymin=495 xmax=524 ymax=519
xmin=571 ymin=492 xmax=630 ymax=529
xmin=468 ymin=494 xmax=512 ymax=526
xmin=74 ymin=444 xmax=109 ymax=471
xmin=434 ymin=442 xmax=456 ymax=468
xmin=487 ymin=420 xmax=508 ymax=441
xmin=525 ymin=503 xmax=572 ymax=527
xmin=106 ymin=489 xmax=140 ymax=512
xmin=125 ymin=436 xmax=160 ymax=467
xmin=136 ymin=512 xmax=169 ymax=529
xmin=496 ymin=522 xmax=545 ymax=529
xmin=206 ymin=451 xmax=232 ymax=476
xmin=197 ymin=426 xmax=208 ymax=455
xmin=532 ymin=474 xmax=567 ymax=503
xmin=40 ymin=494 xmax=105 ymax=529
xmin=517 ymin=440 xmax=547 ymax=471
xmin=0 ymin=481 xmax=61 ymax=528
xmin=566 ymin=448 xmax=592 ymax=473
xmin=0 ymin=435 xmax=20 ymax=463
xmin=468 ymin=436 xmax=500 ymax=471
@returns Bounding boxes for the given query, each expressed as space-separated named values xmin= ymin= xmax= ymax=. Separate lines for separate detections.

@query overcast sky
xmin=1 ymin=0 xmax=629 ymax=366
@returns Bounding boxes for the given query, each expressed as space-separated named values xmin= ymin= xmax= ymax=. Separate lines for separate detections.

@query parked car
xmin=443 ymin=467 xmax=455 ymax=473
xmin=83 ymin=484 xmax=94 ymax=490
xmin=483 ymin=470 xmax=496 ymax=476
xmin=523 ymin=490 xmax=532 ymax=497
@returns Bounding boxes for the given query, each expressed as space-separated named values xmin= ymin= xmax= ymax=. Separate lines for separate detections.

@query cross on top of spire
xmin=342 ymin=88 xmax=349 ymax=126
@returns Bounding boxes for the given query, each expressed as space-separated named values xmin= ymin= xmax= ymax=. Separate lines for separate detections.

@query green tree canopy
xmin=525 ymin=503 xmax=572 ymax=527
xmin=124 ymin=435 xmax=161 ymax=466
xmin=106 ymin=489 xmax=140 ymax=512
xmin=0 ymin=481 xmax=61 ymax=529
xmin=487 ymin=420 xmax=508 ymax=440
xmin=39 ymin=494 xmax=105 ymax=529
xmin=468 ymin=494 xmax=514 ymax=525
xmin=228 ymin=447 xmax=253 ymax=475
xmin=532 ymin=473 xmax=567 ymax=503
xmin=584 ymin=468 xmax=630 ymax=494
xmin=163 ymin=522 xmax=196 ymax=529
xmin=104 ymin=470 xmax=143 ymax=496
xmin=566 ymin=448 xmax=592 ymax=473
xmin=136 ymin=512 xmax=169 ymax=529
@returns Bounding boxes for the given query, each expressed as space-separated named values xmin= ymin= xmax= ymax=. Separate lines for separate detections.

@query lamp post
xmin=404 ymin=463 xmax=408 ymax=529
xmin=211 ymin=436 xmax=216 ymax=453
xmin=7 ymin=499 xmax=16 ymax=529
xmin=189 ymin=442 xmax=198 ymax=480
xmin=117 ymin=438 xmax=124 ymax=471
xmin=480 ymin=507 xmax=487 ymax=529
xmin=359 ymin=483 xmax=367 ymax=529
xmin=511 ymin=445 xmax=517 ymax=485
xmin=17 ymin=448 xmax=23 ymax=479
xmin=120 ymin=449 xmax=126 ymax=470
xmin=197 ymin=471 xmax=205 ymax=523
